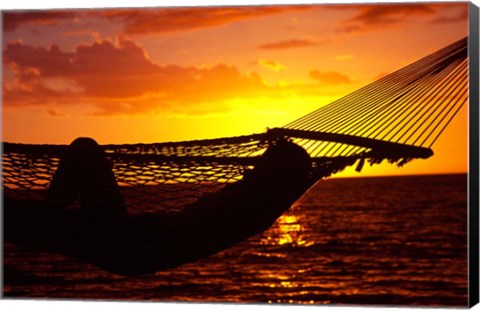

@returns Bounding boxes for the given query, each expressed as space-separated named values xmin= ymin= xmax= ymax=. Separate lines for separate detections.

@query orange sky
xmin=1 ymin=2 xmax=470 ymax=177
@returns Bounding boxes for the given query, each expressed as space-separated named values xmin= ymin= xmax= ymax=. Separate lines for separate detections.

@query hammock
xmin=3 ymin=37 xmax=468 ymax=276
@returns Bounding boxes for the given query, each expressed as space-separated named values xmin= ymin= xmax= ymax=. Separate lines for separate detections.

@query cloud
xmin=3 ymin=38 xmax=269 ymax=115
xmin=430 ymin=6 xmax=468 ymax=24
xmin=333 ymin=4 xmax=439 ymax=33
xmin=2 ymin=61 xmax=82 ymax=106
xmin=4 ymin=6 xmax=314 ymax=35
xmin=309 ymin=70 xmax=352 ymax=85
xmin=4 ymin=38 xmax=160 ymax=98
xmin=3 ymin=11 xmax=79 ymax=32
xmin=101 ymin=6 xmax=313 ymax=35
xmin=259 ymin=39 xmax=317 ymax=50
xmin=257 ymin=59 xmax=286 ymax=72
xmin=46 ymin=109 xmax=67 ymax=117
xmin=3 ymin=6 xmax=306 ymax=36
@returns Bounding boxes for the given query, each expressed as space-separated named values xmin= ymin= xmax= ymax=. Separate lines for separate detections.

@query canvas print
xmin=1 ymin=1 xmax=478 ymax=307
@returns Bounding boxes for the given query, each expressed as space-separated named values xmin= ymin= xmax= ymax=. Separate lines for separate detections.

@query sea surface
xmin=3 ymin=174 xmax=468 ymax=307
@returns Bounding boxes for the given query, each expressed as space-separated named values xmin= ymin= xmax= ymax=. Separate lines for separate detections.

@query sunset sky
xmin=1 ymin=1 xmax=470 ymax=177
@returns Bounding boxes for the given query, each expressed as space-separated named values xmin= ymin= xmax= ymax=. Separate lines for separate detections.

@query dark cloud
xmin=332 ymin=3 xmax=443 ymax=33
xmin=3 ymin=11 xmax=79 ymax=32
xmin=101 ymin=6 xmax=313 ymax=35
xmin=4 ymin=6 xmax=314 ymax=35
xmin=350 ymin=4 xmax=434 ymax=24
xmin=3 ymin=38 xmax=268 ymax=115
xmin=256 ymin=59 xmax=286 ymax=71
xmin=46 ymin=109 xmax=67 ymax=117
xmin=259 ymin=39 xmax=317 ymax=50
xmin=4 ymin=38 xmax=160 ymax=98
xmin=430 ymin=6 xmax=468 ymax=24
xmin=309 ymin=70 xmax=352 ymax=85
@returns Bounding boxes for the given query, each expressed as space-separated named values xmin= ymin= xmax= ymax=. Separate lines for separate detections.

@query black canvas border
xmin=469 ymin=1 xmax=480 ymax=307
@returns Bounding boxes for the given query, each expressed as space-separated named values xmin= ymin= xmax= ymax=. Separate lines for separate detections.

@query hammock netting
xmin=2 ymin=37 xmax=469 ymax=215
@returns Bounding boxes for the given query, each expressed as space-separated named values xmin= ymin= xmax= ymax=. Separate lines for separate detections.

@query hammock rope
xmin=284 ymin=37 xmax=468 ymax=151
xmin=2 ymin=37 xmax=469 ymax=215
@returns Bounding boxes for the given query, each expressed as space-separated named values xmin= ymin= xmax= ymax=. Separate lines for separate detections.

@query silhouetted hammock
xmin=3 ymin=37 xmax=469 ymax=276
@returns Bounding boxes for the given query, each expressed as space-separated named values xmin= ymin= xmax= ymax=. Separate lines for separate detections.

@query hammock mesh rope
xmin=2 ymin=37 xmax=469 ymax=214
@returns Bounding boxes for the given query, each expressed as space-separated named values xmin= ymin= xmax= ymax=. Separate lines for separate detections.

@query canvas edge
xmin=0 ymin=10 xmax=5 ymax=301
xmin=469 ymin=1 xmax=480 ymax=308
xmin=0 ymin=2 xmax=476 ymax=308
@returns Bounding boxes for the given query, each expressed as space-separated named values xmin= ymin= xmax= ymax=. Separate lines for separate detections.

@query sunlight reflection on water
xmin=258 ymin=213 xmax=315 ymax=247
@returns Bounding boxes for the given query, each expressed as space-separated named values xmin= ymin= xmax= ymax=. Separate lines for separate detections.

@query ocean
xmin=2 ymin=174 xmax=468 ymax=307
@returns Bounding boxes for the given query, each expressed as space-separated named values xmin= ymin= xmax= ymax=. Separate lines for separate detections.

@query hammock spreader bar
xmin=267 ymin=128 xmax=433 ymax=159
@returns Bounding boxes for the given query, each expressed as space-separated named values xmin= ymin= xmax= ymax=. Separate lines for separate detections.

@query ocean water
xmin=3 ymin=174 xmax=468 ymax=306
